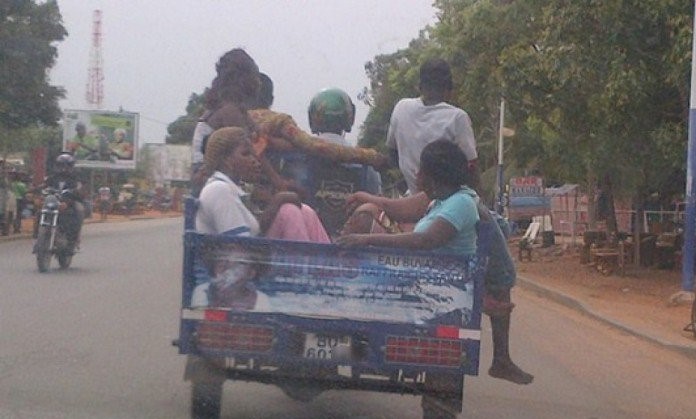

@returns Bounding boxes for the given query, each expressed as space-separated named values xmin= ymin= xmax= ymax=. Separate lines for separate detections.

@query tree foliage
xmin=358 ymin=0 xmax=692 ymax=219
xmin=0 ymin=0 xmax=66 ymax=131
xmin=165 ymin=92 xmax=205 ymax=145
xmin=0 ymin=0 xmax=66 ymax=161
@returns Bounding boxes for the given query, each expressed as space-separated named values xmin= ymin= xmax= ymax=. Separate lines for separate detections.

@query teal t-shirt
xmin=413 ymin=188 xmax=479 ymax=254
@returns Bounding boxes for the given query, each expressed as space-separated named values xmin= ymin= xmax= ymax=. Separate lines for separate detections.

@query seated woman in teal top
xmin=412 ymin=186 xmax=479 ymax=254
xmin=337 ymin=139 xmax=478 ymax=252
xmin=338 ymin=139 xmax=534 ymax=386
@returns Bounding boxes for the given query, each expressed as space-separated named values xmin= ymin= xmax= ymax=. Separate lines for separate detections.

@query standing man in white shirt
xmin=386 ymin=58 xmax=479 ymax=194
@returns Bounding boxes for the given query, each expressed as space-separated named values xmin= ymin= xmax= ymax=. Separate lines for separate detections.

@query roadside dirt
xmin=511 ymin=237 xmax=695 ymax=342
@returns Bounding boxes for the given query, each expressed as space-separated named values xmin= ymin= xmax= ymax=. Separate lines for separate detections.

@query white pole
xmin=496 ymin=98 xmax=505 ymax=214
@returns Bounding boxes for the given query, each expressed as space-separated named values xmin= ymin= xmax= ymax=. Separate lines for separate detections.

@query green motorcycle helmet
xmin=308 ymin=88 xmax=356 ymax=134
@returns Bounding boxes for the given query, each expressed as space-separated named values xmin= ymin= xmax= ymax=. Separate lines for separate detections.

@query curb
xmin=517 ymin=275 xmax=696 ymax=361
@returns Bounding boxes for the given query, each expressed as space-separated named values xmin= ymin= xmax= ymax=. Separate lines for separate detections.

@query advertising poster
xmin=62 ymin=109 xmax=139 ymax=169
xmin=143 ymin=144 xmax=191 ymax=185
xmin=189 ymin=238 xmax=484 ymax=325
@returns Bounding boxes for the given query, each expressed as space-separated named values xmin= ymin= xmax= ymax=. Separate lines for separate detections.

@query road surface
xmin=1 ymin=218 xmax=694 ymax=418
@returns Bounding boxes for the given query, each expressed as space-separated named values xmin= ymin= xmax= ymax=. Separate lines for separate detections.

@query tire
xmin=421 ymin=395 xmax=459 ymax=419
xmin=58 ymin=252 xmax=72 ymax=269
xmin=191 ymin=381 xmax=222 ymax=419
xmin=421 ymin=373 xmax=463 ymax=419
xmin=36 ymin=226 xmax=52 ymax=273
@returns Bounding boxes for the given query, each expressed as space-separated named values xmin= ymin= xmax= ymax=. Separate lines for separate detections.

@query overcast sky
xmin=49 ymin=0 xmax=438 ymax=146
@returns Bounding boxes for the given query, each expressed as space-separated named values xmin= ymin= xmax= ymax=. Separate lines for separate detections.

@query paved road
xmin=1 ymin=219 xmax=695 ymax=418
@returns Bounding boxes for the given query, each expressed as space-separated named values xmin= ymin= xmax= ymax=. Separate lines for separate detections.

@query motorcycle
xmin=35 ymin=187 xmax=79 ymax=272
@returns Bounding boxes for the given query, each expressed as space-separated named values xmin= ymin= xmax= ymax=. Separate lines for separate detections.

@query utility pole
xmin=496 ymin=98 xmax=506 ymax=214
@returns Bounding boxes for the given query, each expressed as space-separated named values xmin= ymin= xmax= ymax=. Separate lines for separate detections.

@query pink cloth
xmin=265 ymin=203 xmax=331 ymax=243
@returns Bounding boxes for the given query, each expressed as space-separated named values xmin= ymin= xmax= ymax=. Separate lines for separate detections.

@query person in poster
xmin=191 ymin=243 xmax=270 ymax=311
xmin=66 ymin=122 xmax=100 ymax=160
xmin=109 ymin=128 xmax=134 ymax=160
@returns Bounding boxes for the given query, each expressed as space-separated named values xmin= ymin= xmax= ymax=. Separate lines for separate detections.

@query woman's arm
xmin=336 ymin=217 xmax=456 ymax=250
xmin=345 ymin=191 xmax=430 ymax=223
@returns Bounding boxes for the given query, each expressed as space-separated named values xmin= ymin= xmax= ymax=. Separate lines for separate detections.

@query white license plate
xmin=303 ymin=333 xmax=351 ymax=359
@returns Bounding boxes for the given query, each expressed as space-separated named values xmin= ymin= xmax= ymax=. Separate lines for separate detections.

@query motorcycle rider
xmin=308 ymin=87 xmax=382 ymax=195
xmin=34 ymin=153 xmax=85 ymax=251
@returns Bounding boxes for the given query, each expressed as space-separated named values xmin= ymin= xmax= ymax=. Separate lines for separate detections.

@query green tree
xmin=360 ymin=0 xmax=691 ymax=236
xmin=165 ymin=92 xmax=205 ymax=145
xmin=0 ymin=0 xmax=66 ymax=166
xmin=0 ymin=0 xmax=66 ymax=131
xmin=498 ymin=0 xmax=690 ymax=235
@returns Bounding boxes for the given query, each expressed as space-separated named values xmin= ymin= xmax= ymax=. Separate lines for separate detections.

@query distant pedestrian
xmin=10 ymin=173 xmax=27 ymax=233
xmin=97 ymin=186 xmax=111 ymax=220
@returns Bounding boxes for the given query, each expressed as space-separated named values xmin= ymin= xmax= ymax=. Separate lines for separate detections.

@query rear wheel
xmin=421 ymin=373 xmax=463 ymax=419
xmin=58 ymin=252 xmax=72 ymax=269
xmin=191 ymin=381 xmax=222 ymax=419
xmin=36 ymin=226 xmax=52 ymax=273
xmin=421 ymin=395 xmax=459 ymax=419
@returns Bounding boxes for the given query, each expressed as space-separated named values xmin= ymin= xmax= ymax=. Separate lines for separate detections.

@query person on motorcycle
xmin=35 ymin=153 xmax=85 ymax=250
xmin=308 ymin=87 xmax=382 ymax=195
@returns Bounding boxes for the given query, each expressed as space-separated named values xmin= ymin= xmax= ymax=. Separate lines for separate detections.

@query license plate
xmin=303 ymin=333 xmax=351 ymax=359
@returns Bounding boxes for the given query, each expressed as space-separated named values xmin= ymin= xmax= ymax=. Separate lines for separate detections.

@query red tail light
xmin=197 ymin=322 xmax=274 ymax=352
xmin=385 ymin=336 xmax=463 ymax=366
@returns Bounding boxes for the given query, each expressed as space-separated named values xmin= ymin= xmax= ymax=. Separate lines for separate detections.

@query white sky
xmin=50 ymin=0 xmax=438 ymax=146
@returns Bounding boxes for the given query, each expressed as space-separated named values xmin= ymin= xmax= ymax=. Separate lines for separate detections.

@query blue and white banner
xmin=187 ymin=237 xmax=485 ymax=325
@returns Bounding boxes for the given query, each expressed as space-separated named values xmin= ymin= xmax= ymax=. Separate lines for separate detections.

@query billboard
xmin=142 ymin=144 xmax=191 ymax=185
xmin=62 ymin=109 xmax=139 ymax=169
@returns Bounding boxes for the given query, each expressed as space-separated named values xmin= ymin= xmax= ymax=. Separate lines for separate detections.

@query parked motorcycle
xmin=35 ymin=187 xmax=79 ymax=272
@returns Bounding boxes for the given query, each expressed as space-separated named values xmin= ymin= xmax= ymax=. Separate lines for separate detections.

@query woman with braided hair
xmin=196 ymin=126 xmax=329 ymax=243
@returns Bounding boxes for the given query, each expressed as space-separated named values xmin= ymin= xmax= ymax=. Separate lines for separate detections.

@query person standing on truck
xmin=386 ymin=58 xmax=479 ymax=195
xmin=190 ymin=49 xmax=290 ymax=198
xmin=190 ymin=48 xmax=261 ymax=197
xmin=338 ymin=140 xmax=533 ymax=385
xmin=342 ymin=58 xmax=480 ymax=233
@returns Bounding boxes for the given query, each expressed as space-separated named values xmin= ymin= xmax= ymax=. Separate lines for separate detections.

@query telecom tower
xmin=85 ymin=9 xmax=104 ymax=109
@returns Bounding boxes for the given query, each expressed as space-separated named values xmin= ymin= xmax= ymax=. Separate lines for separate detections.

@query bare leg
xmin=340 ymin=203 xmax=383 ymax=235
xmin=486 ymin=289 xmax=534 ymax=385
